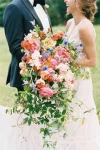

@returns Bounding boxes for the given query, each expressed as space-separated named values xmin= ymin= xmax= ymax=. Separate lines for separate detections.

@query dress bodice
xmin=66 ymin=18 xmax=96 ymax=45
xmin=65 ymin=18 xmax=96 ymax=73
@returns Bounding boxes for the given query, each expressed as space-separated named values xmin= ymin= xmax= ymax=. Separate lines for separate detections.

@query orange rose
xmin=52 ymin=31 xmax=64 ymax=41
xmin=47 ymin=76 xmax=54 ymax=82
xmin=40 ymin=31 xmax=46 ymax=40
xmin=40 ymin=70 xmax=50 ymax=80
xmin=36 ymin=79 xmax=45 ymax=88
xmin=21 ymin=40 xmax=31 ymax=50
xmin=33 ymin=66 xmax=42 ymax=72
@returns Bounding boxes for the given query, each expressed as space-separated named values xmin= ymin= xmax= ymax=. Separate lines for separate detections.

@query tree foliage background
xmin=0 ymin=0 xmax=100 ymax=26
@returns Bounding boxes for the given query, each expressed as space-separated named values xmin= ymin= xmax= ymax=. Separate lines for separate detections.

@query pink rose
xmin=39 ymin=87 xmax=55 ymax=98
xmin=58 ymin=48 xmax=70 ymax=58
xmin=50 ymin=59 xmax=58 ymax=69
xmin=31 ymin=40 xmax=40 ymax=52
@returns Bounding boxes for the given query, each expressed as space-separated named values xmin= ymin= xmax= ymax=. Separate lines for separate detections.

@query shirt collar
xmin=29 ymin=0 xmax=34 ymax=6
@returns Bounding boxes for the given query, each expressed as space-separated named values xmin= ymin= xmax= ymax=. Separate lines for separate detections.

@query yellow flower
xmin=70 ymin=50 xmax=75 ymax=56
xmin=42 ymin=37 xmax=56 ymax=49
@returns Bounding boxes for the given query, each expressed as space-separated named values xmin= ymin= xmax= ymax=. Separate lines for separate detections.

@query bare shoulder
xmin=79 ymin=20 xmax=95 ymax=38
xmin=66 ymin=18 xmax=73 ymax=31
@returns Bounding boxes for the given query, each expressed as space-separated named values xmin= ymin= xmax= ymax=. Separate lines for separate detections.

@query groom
xmin=3 ymin=0 xmax=51 ymax=91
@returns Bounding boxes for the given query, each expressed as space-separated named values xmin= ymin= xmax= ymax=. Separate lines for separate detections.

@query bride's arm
xmin=75 ymin=22 xmax=97 ymax=67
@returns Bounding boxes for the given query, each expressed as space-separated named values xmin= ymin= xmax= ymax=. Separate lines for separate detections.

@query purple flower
xmin=30 ymin=83 xmax=36 ymax=88
xmin=23 ymin=80 xmax=29 ymax=85
xmin=43 ymin=52 xmax=50 ymax=58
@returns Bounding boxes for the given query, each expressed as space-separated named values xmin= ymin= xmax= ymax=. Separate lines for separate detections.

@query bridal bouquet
xmin=9 ymin=26 xmax=90 ymax=148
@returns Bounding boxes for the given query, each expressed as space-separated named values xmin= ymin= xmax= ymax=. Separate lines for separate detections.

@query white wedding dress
xmin=0 ymin=19 xmax=100 ymax=150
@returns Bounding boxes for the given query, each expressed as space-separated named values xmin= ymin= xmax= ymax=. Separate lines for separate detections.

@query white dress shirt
xmin=29 ymin=0 xmax=50 ymax=32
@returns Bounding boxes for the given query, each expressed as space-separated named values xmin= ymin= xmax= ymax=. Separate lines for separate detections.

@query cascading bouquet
xmin=9 ymin=26 xmax=90 ymax=148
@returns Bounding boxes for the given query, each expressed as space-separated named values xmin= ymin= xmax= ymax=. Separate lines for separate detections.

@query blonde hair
xmin=77 ymin=0 xmax=98 ymax=21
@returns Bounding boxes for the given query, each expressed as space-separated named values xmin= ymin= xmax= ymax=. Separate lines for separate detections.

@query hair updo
xmin=77 ymin=0 xmax=98 ymax=21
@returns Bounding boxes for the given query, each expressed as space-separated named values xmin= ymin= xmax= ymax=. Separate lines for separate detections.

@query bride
xmin=0 ymin=0 xmax=100 ymax=149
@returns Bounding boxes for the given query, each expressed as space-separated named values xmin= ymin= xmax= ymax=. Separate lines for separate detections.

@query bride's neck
xmin=72 ymin=11 xmax=86 ymax=25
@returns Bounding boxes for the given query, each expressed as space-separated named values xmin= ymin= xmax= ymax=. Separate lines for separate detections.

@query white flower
xmin=17 ymin=106 xmax=23 ymax=113
xmin=45 ymin=4 xmax=49 ymax=9
xmin=32 ymin=51 xmax=42 ymax=60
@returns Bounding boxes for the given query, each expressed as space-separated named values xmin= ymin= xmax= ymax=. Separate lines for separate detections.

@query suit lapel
xmin=21 ymin=0 xmax=43 ymax=29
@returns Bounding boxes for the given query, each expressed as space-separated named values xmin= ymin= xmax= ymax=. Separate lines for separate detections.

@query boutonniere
xmin=43 ymin=4 xmax=49 ymax=12
xmin=45 ymin=4 xmax=49 ymax=9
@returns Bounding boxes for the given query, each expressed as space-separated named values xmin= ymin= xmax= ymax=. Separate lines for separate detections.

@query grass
xmin=0 ymin=26 xmax=100 ymax=112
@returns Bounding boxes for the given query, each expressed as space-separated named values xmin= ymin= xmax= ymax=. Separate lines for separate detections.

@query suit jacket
xmin=3 ymin=0 xmax=51 ymax=88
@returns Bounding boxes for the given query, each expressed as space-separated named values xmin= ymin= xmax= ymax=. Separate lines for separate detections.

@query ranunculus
xmin=39 ymin=87 xmax=54 ymax=98
xmin=40 ymin=70 xmax=50 ymax=80
xmin=36 ymin=79 xmax=45 ymax=88
xmin=50 ymin=59 xmax=58 ymax=69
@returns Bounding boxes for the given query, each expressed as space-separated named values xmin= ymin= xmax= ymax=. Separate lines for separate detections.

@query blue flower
xmin=80 ymin=43 xmax=83 ymax=47
xmin=48 ymin=48 xmax=54 ymax=52
xmin=42 ymin=66 xmax=48 ymax=71
xmin=62 ymin=39 xmax=68 ymax=46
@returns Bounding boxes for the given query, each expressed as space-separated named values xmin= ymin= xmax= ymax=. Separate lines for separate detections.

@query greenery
xmin=0 ymin=0 xmax=100 ymax=26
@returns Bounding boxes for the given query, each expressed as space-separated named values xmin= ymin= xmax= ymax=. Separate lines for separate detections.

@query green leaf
xmin=23 ymin=117 xmax=28 ymax=124
xmin=62 ymin=109 xmax=66 ymax=115
xmin=61 ymin=117 xmax=65 ymax=122
xmin=82 ymin=118 xmax=85 ymax=125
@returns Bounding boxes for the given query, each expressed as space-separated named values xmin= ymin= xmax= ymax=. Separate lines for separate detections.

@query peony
xmin=39 ymin=87 xmax=54 ymax=98
xmin=56 ymin=63 xmax=69 ymax=73
xmin=65 ymin=70 xmax=74 ymax=82
xmin=36 ymin=79 xmax=45 ymax=88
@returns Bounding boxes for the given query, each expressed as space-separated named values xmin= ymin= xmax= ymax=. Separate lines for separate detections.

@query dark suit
xmin=3 ymin=0 xmax=51 ymax=90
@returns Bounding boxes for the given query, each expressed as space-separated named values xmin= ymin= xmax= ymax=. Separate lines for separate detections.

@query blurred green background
xmin=0 ymin=0 xmax=100 ymax=115
xmin=0 ymin=0 xmax=100 ymax=26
